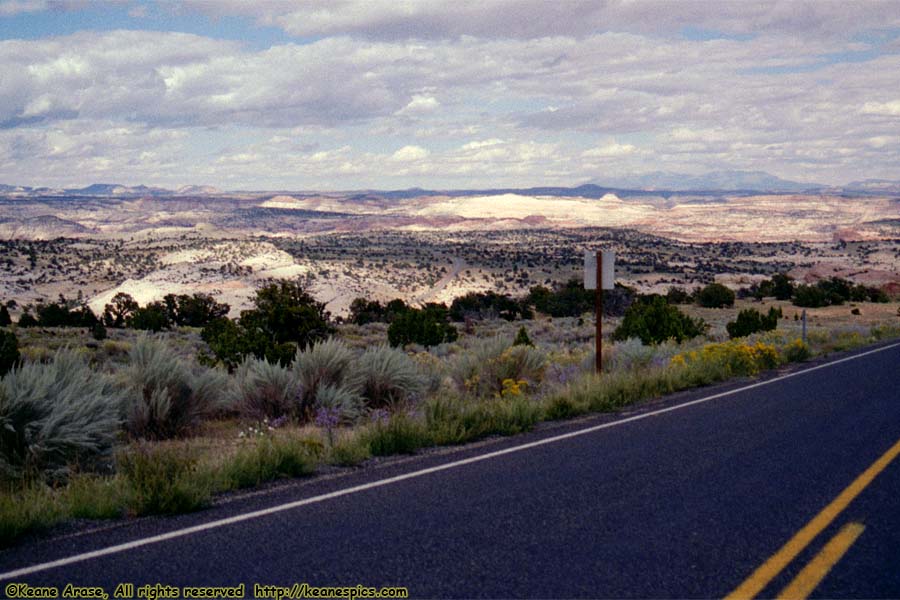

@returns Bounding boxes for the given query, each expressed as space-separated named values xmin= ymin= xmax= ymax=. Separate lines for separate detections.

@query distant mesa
xmin=590 ymin=170 xmax=820 ymax=193
xmin=176 ymin=185 xmax=222 ymax=195
xmin=1 ymin=171 xmax=899 ymax=199
xmin=841 ymin=179 xmax=900 ymax=194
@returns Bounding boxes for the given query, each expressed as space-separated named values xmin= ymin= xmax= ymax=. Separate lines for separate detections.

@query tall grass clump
xmin=451 ymin=336 xmax=546 ymax=398
xmin=120 ymin=336 xmax=228 ymax=440
xmin=0 ymin=483 xmax=63 ymax=546
xmin=356 ymin=345 xmax=425 ymax=409
xmin=232 ymin=356 xmax=298 ymax=420
xmin=425 ymin=393 xmax=541 ymax=446
xmin=292 ymin=338 xmax=362 ymax=420
xmin=116 ymin=442 xmax=211 ymax=515
xmin=545 ymin=367 xmax=684 ymax=421
xmin=327 ymin=431 xmax=372 ymax=467
xmin=223 ymin=434 xmax=322 ymax=489
xmin=362 ymin=412 xmax=430 ymax=456
xmin=0 ymin=349 xmax=121 ymax=482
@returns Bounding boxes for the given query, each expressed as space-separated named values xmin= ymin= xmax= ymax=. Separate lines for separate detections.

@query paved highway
xmin=1 ymin=342 xmax=899 ymax=598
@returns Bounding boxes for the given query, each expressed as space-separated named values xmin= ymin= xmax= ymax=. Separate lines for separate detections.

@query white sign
xmin=583 ymin=250 xmax=615 ymax=290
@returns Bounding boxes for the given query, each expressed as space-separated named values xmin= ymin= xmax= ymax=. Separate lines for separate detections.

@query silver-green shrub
xmin=314 ymin=384 xmax=363 ymax=424
xmin=121 ymin=336 xmax=227 ymax=440
xmin=356 ymin=345 xmax=425 ymax=409
xmin=292 ymin=338 xmax=361 ymax=419
xmin=450 ymin=336 xmax=546 ymax=397
xmin=0 ymin=349 xmax=121 ymax=481
xmin=232 ymin=356 xmax=298 ymax=421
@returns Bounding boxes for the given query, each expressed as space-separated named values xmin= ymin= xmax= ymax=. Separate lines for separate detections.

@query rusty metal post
xmin=596 ymin=250 xmax=602 ymax=374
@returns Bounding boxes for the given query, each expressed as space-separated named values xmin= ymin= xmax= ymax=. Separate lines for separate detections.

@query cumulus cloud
xmin=396 ymin=94 xmax=440 ymax=115
xmin=582 ymin=143 xmax=637 ymax=158
xmin=391 ymin=145 xmax=430 ymax=161
xmin=2 ymin=3 xmax=900 ymax=187
xmin=0 ymin=31 xmax=416 ymax=129
xmin=181 ymin=0 xmax=900 ymax=41
xmin=861 ymin=100 xmax=900 ymax=116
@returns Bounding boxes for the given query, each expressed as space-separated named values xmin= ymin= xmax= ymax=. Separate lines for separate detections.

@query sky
xmin=1 ymin=0 xmax=899 ymax=191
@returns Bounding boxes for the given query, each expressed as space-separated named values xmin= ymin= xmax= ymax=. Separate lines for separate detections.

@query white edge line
xmin=2 ymin=341 xmax=898 ymax=581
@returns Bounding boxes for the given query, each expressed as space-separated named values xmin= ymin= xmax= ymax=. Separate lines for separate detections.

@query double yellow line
xmin=727 ymin=436 xmax=900 ymax=599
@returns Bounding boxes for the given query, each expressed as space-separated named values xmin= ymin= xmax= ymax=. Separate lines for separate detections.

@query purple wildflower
xmin=370 ymin=408 xmax=390 ymax=425
xmin=315 ymin=406 xmax=342 ymax=430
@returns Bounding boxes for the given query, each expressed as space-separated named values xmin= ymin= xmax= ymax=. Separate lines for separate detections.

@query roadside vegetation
xmin=1 ymin=276 xmax=899 ymax=547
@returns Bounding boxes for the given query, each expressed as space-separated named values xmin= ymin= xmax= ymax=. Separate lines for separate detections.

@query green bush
xmin=347 ymin=298 xmax=408 ymax=325
xmin=0 ymin=330 xmax=18 ymax=377
xmin=792 ymin=284 xmax=829 ymax=308
xmin=387 ymin=305 xmax=458 ymax=347
xmin=162 ymin=293 xmax=230 ymax=327
xmin=245 ymin=280 xmax=335 ymax=350
xmin=117 ymin=443 xmax=210 ymax=515
xmin=665 ymin=287 xmax=693 ymax=305
xmin=202 ymin=280 xmax=334 ymax=368
xmin=232 ymin=356 xmax=298 ymax=421
xmin=513 ymin=326 xmax=534 ymax=347
xmin=103 ymin=292 xmax=139 ymax=328
xmin=121 ymin=336 xmax=228 ymax=439
xmin=17 ymin=312 xmax=37 ymax=327
xmin=449 ymin=291 xmax=532 ymax=322
xmin=726 ymin=307 xmax=781 ymax=339
xmin=696 ymin=283 xmax=735 ymax=308
xmin=126 ymin=302 xmax=170 ymax=332
xmin=0 ymin=305 xmax=10 ymax=327
xmin=91 ymin=321 xmax=108 ymax=341
xmin=528 ymin=279 xmax=593 ymax=317
xmin=356 ymin=345 xmax=426 ymax=409
xmin=34 ymin=298 xmax=99 ymax=328
xmin=613 ymin=296 xmax=707 ymax=345
xmin=0 ymin=349 xmax=121 ymax=481
xmin=771 ymin=273 xmax=795 ymax=300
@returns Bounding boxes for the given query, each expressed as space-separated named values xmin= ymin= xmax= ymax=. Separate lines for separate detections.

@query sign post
xmin=596 ymin=252 xmax=602 ymax=373
xmin=584 ymin=250 xmax=615 ymax=374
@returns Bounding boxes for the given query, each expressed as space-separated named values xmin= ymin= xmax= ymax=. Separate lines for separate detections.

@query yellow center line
xmin=726 ymin=436 xmax=900 ymax=600
xmin=777 ymin=522 xmax=865 ymax=600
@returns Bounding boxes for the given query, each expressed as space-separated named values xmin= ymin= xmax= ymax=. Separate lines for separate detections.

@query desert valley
xmin=1 ymin=181 xmax=898 ymax=318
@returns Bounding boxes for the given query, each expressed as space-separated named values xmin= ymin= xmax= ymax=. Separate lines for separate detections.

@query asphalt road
xmin=2 ymin=341 xmax=899 ymax=599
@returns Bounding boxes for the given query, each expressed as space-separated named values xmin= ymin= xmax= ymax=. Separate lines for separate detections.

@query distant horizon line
xmin=2 ymin=178 xmax=898 ymax=196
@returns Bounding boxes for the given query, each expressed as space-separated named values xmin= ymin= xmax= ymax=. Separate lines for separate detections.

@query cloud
xmin=0 ymin=0 xmax=89 ymax=16
xmin=396 ymin=94 xmax=440 ymax=115
xmin=861 ymin=100 xmax=900 ymax=116
xmin=182 ymin=1 xmax=900 ymax=41
xmin=391 ymin=145 xmax=430 ymax=161
xmin=0 ymin=31 xmax=414 ymax=129
xmin=582 ymin=142 xmax=637 ymax=158
xmin=2 ymin=7 xmax=900 ymax=187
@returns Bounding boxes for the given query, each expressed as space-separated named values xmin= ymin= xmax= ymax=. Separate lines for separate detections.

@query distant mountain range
xmin=0 ymin=183 xmax=223 ymax=197
xmin=840 ymin=179 xmax=900 ymax=194
xmin=590 ymin=170 xmax=821 ymax=192
xmin=1 ymin=172 xmax=898 ymax=197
